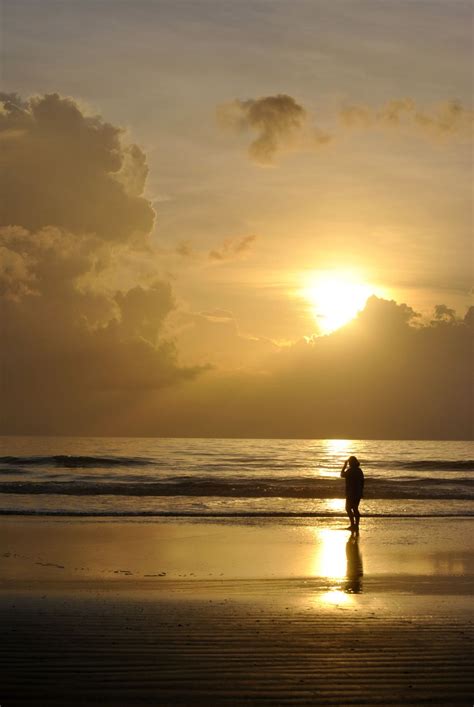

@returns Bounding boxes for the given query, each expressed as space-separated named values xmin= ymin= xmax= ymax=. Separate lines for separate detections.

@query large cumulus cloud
xmin=0 ymin=93 xmax=200 ymax=434
xmin=0 ymin=93 xmax=154 ymax=241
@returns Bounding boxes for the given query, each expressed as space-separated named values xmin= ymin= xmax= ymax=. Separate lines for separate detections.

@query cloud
xmin=175 ymin=241 xmax=195 ymax=258
xmin=217 ymin=94 xmax=329 ymax=164
xmin=219 ymin=94 xmax=472 ymax=164
xmin=340 ymin=98 xmax=473 ymax=137
xmin=173 ymin=235 xmax=257 ymax=262
xmin=0 ymin=93 xmax=202 ymax=434
xmin=432 ymin=304 xmax=457 ymax=324
xmin=0 ymin=92 xmax=154 ymax=241
xmin=209 ymin=234 xmax=257 ymax=261
xmin=464 ymin=306 xmax=474 ymax=328
xmin=0 ymin=224 xmax=201 ymax=434
xmin=2 ymin=91 xmax=471 ymax=438
xmin=200 ymin=309 xmax=234 ymax=321
xmin=167 ymin=309 xmax=279 ymax=370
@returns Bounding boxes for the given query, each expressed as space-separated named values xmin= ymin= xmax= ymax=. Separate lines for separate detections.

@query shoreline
xmin=1 ymin=510 xmax=473 ymax=517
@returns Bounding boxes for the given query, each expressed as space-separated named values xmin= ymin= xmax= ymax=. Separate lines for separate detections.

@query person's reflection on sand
xmin=344 ymin=536 xmax=363 ymax=594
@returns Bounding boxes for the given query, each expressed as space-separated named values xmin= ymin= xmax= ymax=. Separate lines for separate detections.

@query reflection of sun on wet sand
xmin=312 ymin=527 xmax=363 ymax=599
xmin=1 ymin=516 xmax=473 ymax=705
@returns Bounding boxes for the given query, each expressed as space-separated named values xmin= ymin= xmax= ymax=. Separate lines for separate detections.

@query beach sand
xmin=1 ymin=516 xmax=473 ymax=705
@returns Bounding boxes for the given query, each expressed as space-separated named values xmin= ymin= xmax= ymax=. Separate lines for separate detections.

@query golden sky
xmin=1 ymin=1 xmax=472 ymax=438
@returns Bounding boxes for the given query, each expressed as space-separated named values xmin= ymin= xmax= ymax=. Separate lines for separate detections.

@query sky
xmin=1 ymin=0 xmax=472 ymax=438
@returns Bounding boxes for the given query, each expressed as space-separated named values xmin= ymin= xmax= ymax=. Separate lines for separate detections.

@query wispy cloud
xmin=209 ymin=235 xmax=257 ymax=261
xmin=340 ymin=98 xmax=473 ymax=137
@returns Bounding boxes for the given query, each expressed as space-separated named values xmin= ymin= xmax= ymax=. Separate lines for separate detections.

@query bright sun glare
xmin=302 ymin=272 xmax=376 ymax=334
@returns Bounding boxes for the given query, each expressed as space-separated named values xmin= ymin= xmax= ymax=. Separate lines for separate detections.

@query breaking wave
xmin=0 ymin=455 xmax=473 ymax=471
xmin=0 ymin=455 xmax=153 ymax=468
xmin=0 ymin=476 xmax=472 ymax=500
xmin=375 ymin=459 xmax=474 ymax=471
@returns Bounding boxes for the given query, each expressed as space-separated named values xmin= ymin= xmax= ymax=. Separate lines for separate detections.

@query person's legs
xmin=352 ymin=498 xmax=361 ymax=533
xmin=345 ymin=499 xmax=355 ymax=530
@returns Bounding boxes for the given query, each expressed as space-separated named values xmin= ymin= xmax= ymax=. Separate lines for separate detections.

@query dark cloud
xmin=432 ymin=304 xmax=457 ymax=324
xmin=464 ymin=306 xmax=474 ymax=328
xmin=0 ymin=94 xmax=201 ymax=434
xmin=217 ymin=94 xmax=326 ymax=164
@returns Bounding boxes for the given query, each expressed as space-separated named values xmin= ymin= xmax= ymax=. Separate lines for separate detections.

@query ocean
xmin=0 ymin=437 xmax=472 ymax=518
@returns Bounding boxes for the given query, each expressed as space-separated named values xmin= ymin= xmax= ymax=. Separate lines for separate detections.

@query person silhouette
xmin=341 ymin=455 xmax=364 ymax=534
xmin=344 ymin=536 xmax=363 ymax=593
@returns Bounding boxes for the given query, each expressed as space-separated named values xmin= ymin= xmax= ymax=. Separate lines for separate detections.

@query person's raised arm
xmin=341 ymin=459 xmax=348 ymax=478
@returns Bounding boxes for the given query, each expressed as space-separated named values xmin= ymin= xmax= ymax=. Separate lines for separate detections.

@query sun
xmin=301 ymin=271 xmax=377 ymax=334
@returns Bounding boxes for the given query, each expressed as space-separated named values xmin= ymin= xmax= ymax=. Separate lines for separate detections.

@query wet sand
xmin=1 ymin=516 xmax=473 ymax=705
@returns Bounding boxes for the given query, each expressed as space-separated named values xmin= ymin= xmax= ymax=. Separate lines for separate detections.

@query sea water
xmin=0 ymin=437 xmax=472 ymax=517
